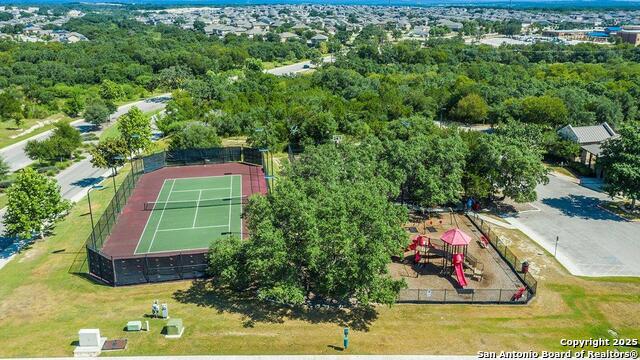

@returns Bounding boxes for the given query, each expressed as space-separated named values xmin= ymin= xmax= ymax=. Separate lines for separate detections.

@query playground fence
xmin=466 ymin=211 xmax=538 ymax=296
xmin=397 ymin=287 xmax=531 ymax=304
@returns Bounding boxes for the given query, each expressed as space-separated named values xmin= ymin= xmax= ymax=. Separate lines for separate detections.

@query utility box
xmin=164 ymin=318 xmax=184 ymax=338
xmin=74 ymin=329 xmax=106 ymax=357
xmin=126 ymin=321 xmax=142 ymax=331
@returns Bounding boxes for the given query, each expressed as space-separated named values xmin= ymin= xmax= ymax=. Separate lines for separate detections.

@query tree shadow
xmin=71 ymin=176 xmax=105 ymax=188
xmin=541 ymin=195 xmax=625 ymax=221
xmin=173 ymin=280 xmax=378 ymax=331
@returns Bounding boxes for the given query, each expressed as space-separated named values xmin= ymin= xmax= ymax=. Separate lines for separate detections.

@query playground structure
xmin=392 ymin=211 xmax=529 ymax=303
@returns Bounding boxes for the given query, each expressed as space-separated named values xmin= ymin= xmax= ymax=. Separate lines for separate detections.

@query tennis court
xmin=134 ymin=175 xmax=243 ymax=255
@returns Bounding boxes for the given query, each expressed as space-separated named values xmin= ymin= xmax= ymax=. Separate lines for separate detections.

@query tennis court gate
xmin=86 ymin=146 xmax=270 ymax=286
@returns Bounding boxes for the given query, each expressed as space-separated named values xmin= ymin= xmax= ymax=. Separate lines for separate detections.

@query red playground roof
xmin=440 ymin=228 xmax=471 ymax=246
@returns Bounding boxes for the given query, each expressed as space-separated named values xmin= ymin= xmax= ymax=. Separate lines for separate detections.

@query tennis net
xmin=144 ymin=196 xmax=248 ymax=210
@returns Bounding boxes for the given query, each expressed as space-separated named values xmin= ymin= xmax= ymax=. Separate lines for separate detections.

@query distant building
xmin=558 ymin=122 xmax=618 ymax=178
xmin=437 ymin=19 xmax=463 ymax=32
xmin=279 ymin=31 xmax=299 ymax=42
xmin=309 ymin=33 xmax=328 ymax=45
xmin=619 ymin=27 xmax=640 ymax=46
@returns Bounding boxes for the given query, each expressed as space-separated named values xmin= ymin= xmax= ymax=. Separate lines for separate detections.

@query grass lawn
xmin=544 ymin=163 xmax=579 ymax=180
xmin=600 ymin=201 xmax=640 ymax=222
xmin=0 ymin=166 xmax=639 ymax=356
xmin=0 ymin=114 xmax=73 ymax=149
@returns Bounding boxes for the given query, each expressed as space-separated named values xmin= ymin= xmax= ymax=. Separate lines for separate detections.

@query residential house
xmin=309 ymin=33 xmax=328 ymax=45
xmin=279 ymin=31 xmax=300 ymax=42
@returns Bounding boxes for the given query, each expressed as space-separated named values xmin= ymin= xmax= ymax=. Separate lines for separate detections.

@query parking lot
xmin=505 ymin=174 xmax=640 ymax=277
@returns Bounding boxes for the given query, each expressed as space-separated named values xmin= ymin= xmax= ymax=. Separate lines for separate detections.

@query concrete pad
xmin=504 ymin=174 xmax=640 ymax=277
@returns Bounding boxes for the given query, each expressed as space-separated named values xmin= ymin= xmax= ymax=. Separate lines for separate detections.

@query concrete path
xmin=265 ymin=55 xmax=334 ymax=76
xmin=504 ymin=174 xmax=640 ymax=277
xmin=0 ymin=94 xmax=171 ymax=172
xmin=0 ymin=95 xmax=170 ymax=270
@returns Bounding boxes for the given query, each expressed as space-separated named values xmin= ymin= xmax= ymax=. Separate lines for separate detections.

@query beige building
xmin=619 ymin=29 xmax=640 ymax=46
xmin=558 ymin=122 xmax=618 ymax=178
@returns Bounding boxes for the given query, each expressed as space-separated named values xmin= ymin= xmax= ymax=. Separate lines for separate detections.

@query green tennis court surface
xmin=134 ymin=175 xmax=243 ymax=255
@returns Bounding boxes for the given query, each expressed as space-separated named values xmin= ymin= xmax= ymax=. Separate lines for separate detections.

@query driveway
xmin=504 ymin=174 xmax=640 ymax=277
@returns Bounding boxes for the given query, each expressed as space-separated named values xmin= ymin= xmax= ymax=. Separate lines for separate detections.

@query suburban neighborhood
xmin=0 ymin=1 xmax=638 ymax=359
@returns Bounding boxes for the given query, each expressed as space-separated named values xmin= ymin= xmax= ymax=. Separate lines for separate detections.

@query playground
xmin=390 ymin=212 xmax=526 ymax=302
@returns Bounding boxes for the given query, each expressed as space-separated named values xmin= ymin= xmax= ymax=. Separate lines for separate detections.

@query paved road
xmin=0 ymin=95 xmax=170 ymax=269
xmin=265 ymin=55 xmax=334 ymax=76
xmin=505 ymin=174 xmax=640 ymax=277
xmin=1 ymin=58 xmax=333 ymax=270
xmin=0 ymin=95 xmax=171 ymax=172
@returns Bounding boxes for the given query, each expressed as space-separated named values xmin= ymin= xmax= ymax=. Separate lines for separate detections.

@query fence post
xmin=443 ymin=289 xmax=447 ymax=303
xmin=498 ymin=289 xmax=502 ymax=304
xmin=111 ymin=256 xmax=117 ymax=286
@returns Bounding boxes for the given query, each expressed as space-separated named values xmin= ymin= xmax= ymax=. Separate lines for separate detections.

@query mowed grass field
xmin=0 ymin=165 xmax=639 ymax=357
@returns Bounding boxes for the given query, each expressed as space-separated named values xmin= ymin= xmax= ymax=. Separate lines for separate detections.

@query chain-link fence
xmin=397 ymin=287 xmax=531 ymax=304
xmin=467 ymin=212 xmax=538 ymax=295
xmin=87 ymin=158 xmax=144 ymax=251
xmin=85 ymin=147 xmax=269 ymax=286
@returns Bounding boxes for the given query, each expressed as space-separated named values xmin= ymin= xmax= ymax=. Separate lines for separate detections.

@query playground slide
xmin=453 ymin=262 xmax=468 ymax=288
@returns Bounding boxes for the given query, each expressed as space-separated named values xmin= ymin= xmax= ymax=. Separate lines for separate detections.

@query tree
xmin=193 ymin=20 xmax=206 ymax=33
xmin=99 ymin=79 xmax=125 ymax=101
xmin=169 ymin=122 xmax=221 ymax=151
xmin=25 ymin=122 xmax=82 ymax=163
xmin=0 ymin=156 xmax=10 ymax=181
xmin=84 ymin=99 xmax=112 ymax=128
xmin=599 ymin=124 xmax=640 ymax=210
xmin=89 ymin=137 xmax=129 ymax=170
xmin=156 ymin=66 xmax=193 ymax=90
xmin=468 ymin=135 xmax=549 ymax=203
xmin=386 ymin=132 xmax=468 ymax=206
xmin=450 ymin=93 xmax=489 ymax=124
xmin=63 ymin=94 xmax=85 ymax=117
xmin=208 ymin=143 xmax=408 ymax=306
xmin=0 ymin=88 xmax=24 ymax=126
xmin=4 ymin=168 xmax=70 ymax=239
xmin=520 ymin=96 xmax=568 ymax=126
xmin=117 ymin=107 xmax=151 ymax=153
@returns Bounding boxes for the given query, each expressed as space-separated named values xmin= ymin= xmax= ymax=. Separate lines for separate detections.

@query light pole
xmin=87 ymin=184 xmax=106 ymax=249
xmin=554 ymin=236 xmax=559 ymax=257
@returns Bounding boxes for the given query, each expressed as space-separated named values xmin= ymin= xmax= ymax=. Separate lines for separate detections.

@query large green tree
xmin=467 ymin=134 xmax=549 ymax=203
xmin=25 ymin=122 xmax=82 ymax=163
xmin=599 ymin=124 xmax=640 ymax=209
xmin=117 ymin=107 xmax=151 ymax=153
xmin=168 ymin=122 xmax=221 ymax=151
xmin=208 ymin=143 xmax=408 ymax=306
xmin=89 ymin=137 xmax=129 ymax=170
xmin=450 ymin=93 xmax=489 ymax=124
xmin=4 ymin=168 xmax=70 ymax=239
xmin=84 ymin=99 xmax=112 ymax=128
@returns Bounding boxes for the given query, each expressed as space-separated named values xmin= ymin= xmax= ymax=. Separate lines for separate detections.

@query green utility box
xmin=164 ymin=318 xmax=184 ymax=338
xmin=126 ymin=321 xmax=142 ymax=331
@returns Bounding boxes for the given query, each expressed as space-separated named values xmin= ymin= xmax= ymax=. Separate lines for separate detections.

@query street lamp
xmin=87 ymin=184 xmax=106 ymax=249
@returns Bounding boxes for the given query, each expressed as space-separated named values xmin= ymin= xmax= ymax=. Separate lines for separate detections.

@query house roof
xmin=559 ymin=122 xmax=617 ymax=144
xmin=581 ymin=144 xmax=604 ymax=156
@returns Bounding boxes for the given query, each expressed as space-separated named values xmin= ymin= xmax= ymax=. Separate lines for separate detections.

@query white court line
xmin=172 ymin=187 xmax=231 ymax=193
xmin=134 ymin=178 xmax=168 ymax=255
xmin=147 ymin=179 xmax=176 ymax=253
xmin=240 ymin=174 xmax=243 ymax=240
xmin=156 ymin=224 xmax=228 ymax=233
xmin=192 ymin=190 xmax=202 ymax=228
xmin=164 ymin=174 xmax=242 ymax=181
xmin=227 ymin=175 xmax=233 ymax=234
